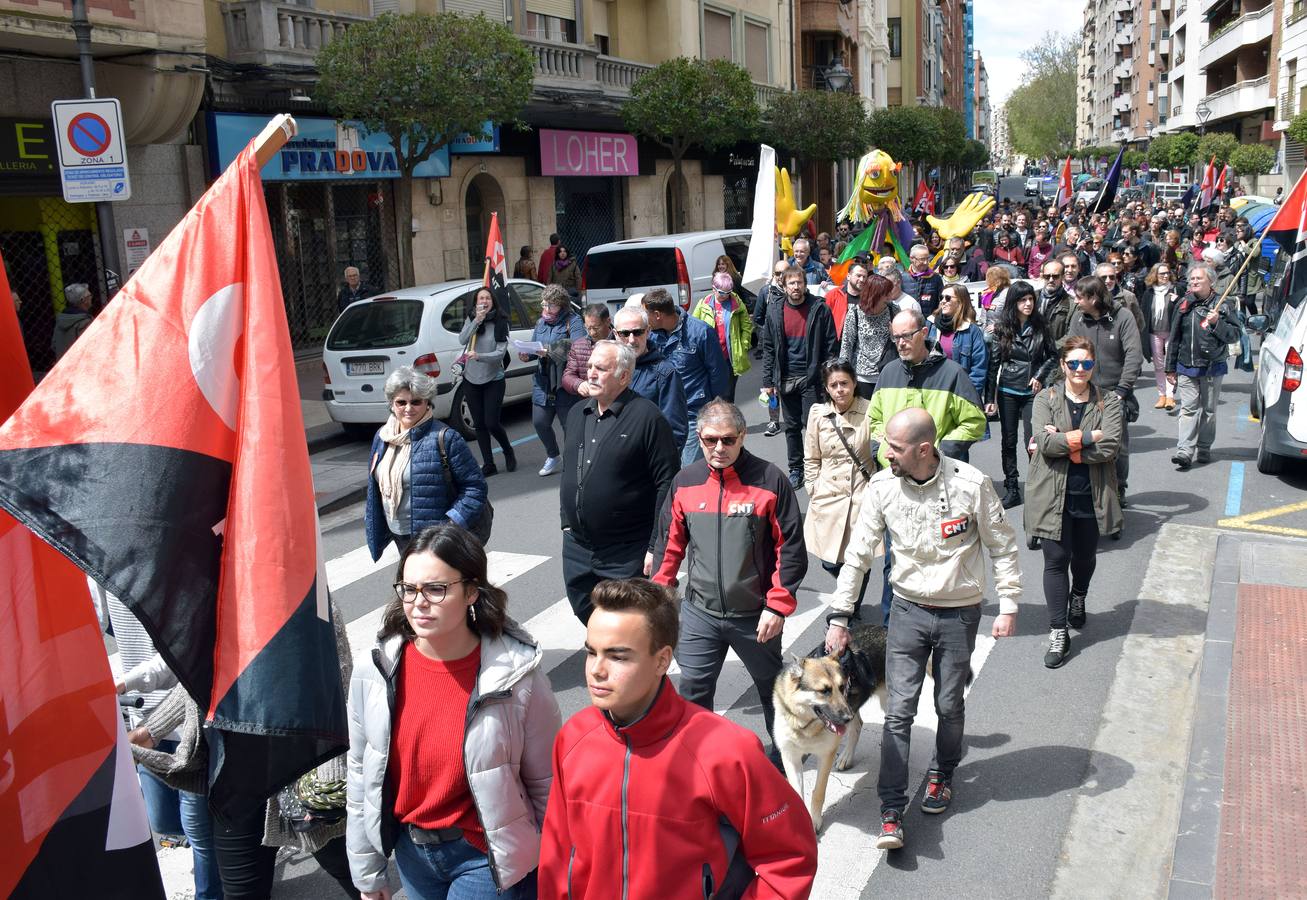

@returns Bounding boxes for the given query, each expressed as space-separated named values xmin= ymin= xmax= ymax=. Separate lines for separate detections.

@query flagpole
xmin=253 ymin=115 xmax=298 ymax=168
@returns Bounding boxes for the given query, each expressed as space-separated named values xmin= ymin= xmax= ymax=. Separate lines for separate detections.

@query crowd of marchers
xmin=114 ymin=186 xmax=1258 ymax=900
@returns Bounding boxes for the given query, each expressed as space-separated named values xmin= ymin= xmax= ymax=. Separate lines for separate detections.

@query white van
xmin=1149 ymin=182 xmax=1189 ymax=206
xmin=1249 ymin=297 xmax=1307 ymax=473
xmin=581 ymin=230 xmax=752 ymax=314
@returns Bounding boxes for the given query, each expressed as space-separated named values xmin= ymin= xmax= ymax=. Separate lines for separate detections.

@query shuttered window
xmin=704 ymin=9 xmax=734 ymax=61
xmin=370 ymin=0 xmax=399 ymax=14
xmin=744 ymin=21 xmax=768 ymax=82
xmin=445 ymin=0 xmax=504 ymax=18
xmin=525 ymin=0 xmax=576 ymax=22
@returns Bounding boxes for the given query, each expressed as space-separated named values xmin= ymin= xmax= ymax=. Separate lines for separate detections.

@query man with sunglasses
xmin=612 ymin=305 xmax=688 ymax=448
xmin=652 ymin=399 xmax=806 ymax=757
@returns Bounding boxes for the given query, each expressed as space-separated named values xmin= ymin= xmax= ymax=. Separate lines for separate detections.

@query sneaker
xmin=1027 ymin=535 xmax=1042 ymax=551
xmin=875 ymin=809 xmax=904 ymax=850
xmin=765 ymin=420 xmax=781 ymax=437
xmin=1196 ymin=449 xmax=1212 ymax=464
xmin=1044 ymin=627 xmax=1071 ymax=669
xmin=921 ymin=771 xmax=952 ymax=814
xmin=1117 ymin=487 xmax=1128 ymax=509
xmin=1171 ymin=450 xmax=1192 ymax=470
xmin=538 ymin=456 xmax=561 ymax=476
xmin=1068 ymin=591 xmax=1087 ymax=629
xmin=788 ymin=470 xmax=803 ymax=490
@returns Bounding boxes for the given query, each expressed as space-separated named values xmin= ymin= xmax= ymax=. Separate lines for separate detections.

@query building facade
xmin=975 ymin=51 xmax=991 ymax=147
xmin=1077 ymin=0 xmax=1167 ymax=147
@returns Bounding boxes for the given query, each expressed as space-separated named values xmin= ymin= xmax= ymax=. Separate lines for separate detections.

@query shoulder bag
xmin=435 ymin=428 xmax=494 ymax=544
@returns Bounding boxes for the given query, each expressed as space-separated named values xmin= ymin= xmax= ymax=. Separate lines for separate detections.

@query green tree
xmin=962 ymin=139 xmax=990 ymax=172
xmin=765 ymin=90 xmax=870 ymax=169
xmin=315 ymin=13 xmax=533 ymax=287
xmin=1196 ymin=132 xmax=1239 ymax=166
xmin=1288 ymin=111 xmax=1307 ymax=145
xmin=1122 ymin=149 xmax=1144 ymax=171
xmin=1228 ymin=143 xmax=1275 ymax=176
xmin=1004 ymin=32 xmax=1077 ymax=160
xmin=866 ymin=106 xmax=935 ymax=163
xmin=920 ymin=106 xmax=968 ymax=166
xmin=1147 ymin=132 xmax=1199 ymax=169
xmin=624 ymin=57 xmax=758 ymax=232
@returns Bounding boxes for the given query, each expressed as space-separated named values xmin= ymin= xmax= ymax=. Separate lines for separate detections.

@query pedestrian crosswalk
xmin=149 ymin=535 xmax=1000 ymax=900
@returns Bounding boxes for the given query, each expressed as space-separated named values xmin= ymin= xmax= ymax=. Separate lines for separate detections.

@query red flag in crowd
xmin=483 ymin=211 xmax=512 ymax=316
xmin=1054 ymin=156 xmax=1074 ymax=210
xmin=1265 ymin=169 xmax=1307 ymax=305
xmin=1199 ymin=157 xmax=1216 ymax=210
xmin=0 ymin=141 xmax=347 ymax=823
xmin=1214 ymin=163 xmax=1229 ymax=201
xmin=913 ymin=179 xmax=935 ymax=216
xmin=0 ymin=256 xmax=165 ymax=898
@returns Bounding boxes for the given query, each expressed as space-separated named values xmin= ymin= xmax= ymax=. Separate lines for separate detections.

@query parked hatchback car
xmin=322 ymin=278 xmax=547 ymax=439
xmin=1025 ymin=176 xmax=1042 ymax=197
xmin=581 ymin=229 xmax=751 ymax=314
xmin=1248 ymin=297 xmax=1307 ymax=473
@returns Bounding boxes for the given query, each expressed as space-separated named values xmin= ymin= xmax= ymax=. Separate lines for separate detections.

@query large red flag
xmin=0 ymin=141 xmax=346 ymax=821
xmin=1199 ymin=157 xmax=1216 ymax=211
xmin=482 ymin=211 xmax=511 ymax=317
xmin=0 ymin=256 xmax=165 ymax=898
xmin=1055 ymin=156 xmax=1073 ymax=210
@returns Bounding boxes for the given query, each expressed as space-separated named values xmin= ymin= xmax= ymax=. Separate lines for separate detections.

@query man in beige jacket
xmin=823 ymin=407 xmax=1022 ymax=852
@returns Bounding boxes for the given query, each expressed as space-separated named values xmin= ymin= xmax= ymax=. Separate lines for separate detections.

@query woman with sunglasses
xmin=348 ymin=523 xmax=560 ymax=899
xmin=939 ymin=255 xmax=966 ymax=285
xmin=803 ymin=358 xmax=876 ymax=613
xmin=1024 ymin=336 xmax=1123 ymax=669
xmin=926 ymin=283 xmax=989 ymax=402
xmin=1141 ymin=262 xmax=1180 ymax=410
xmin=365 ymin=367 xmax=488 ymax=562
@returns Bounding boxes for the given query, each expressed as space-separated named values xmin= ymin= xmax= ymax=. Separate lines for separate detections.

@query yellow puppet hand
xmin=775 ymin=167 xmax=817 ymax=242
xmin=927 ymin=192 xmax=996 ymax=240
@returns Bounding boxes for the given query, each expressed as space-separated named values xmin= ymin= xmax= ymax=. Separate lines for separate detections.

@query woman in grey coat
xmin=457 ymin=286 xmax=516 ymax=476
xmin=346 ymin=523 xmax=560 ymax=899
xmin=1024 ymin=336 xmax=1123 ymax=670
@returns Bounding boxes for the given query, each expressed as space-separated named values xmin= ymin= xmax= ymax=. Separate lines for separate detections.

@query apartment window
xmin=595 ymin=34 xmax=609 ymax=54
xmin=888 ymin=18 xmax=902 ymax=58
xmin=704 ymin=8 xmax=734 ymax=61
xmin=744 ymin=20 xmax=770 ymax=82
xmin=524 ymin=11 xmax=576 ymax=42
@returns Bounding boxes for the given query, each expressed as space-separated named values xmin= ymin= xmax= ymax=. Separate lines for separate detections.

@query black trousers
xmin=463 ymin=378 xmax=512 ymax=466
xmin=562 ymin=531 xmax=648 ymax=624
xmin=1042 ymin=508 xmax=1100 ymax=629
xmin=778 ymin=385 xmax=819 ymax=475
xmin=213 ymin=808 xmax=355 ymax=899
xmin=997 ymin=390 xmax=1035 ymax=483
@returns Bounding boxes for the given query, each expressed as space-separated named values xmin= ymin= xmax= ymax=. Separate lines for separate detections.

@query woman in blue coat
xmin=522 ymin=283 xmax=586 ymax=476
xmin=364 ymin=366 xmax=488 ymax=560
xmin=927 ymin=283 xmax=990 ymax=400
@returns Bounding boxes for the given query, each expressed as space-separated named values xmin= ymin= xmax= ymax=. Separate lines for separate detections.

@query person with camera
xmin=1165 ymin=263 xmax=1243 ymax=470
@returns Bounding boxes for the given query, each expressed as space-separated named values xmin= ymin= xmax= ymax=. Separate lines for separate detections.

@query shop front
xmin=539 ymin=128 xmax=635 ymax=262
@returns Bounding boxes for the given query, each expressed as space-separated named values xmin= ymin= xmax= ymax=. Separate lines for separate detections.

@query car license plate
xmin=347 ymin=361 xmax=385 ymax=376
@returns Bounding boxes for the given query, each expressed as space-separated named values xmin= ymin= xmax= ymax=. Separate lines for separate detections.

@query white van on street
xmin=581 ymin=230 xmax=752 ymax=314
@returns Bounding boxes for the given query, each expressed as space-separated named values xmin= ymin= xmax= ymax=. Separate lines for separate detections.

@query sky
xmin=974 ymin=0 xmax=1086 ymax=109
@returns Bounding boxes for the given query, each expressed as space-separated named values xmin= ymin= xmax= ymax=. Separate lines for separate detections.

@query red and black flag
xmin=1266 ymin=169 xmax=1307 ymax=307
xmin=483 ymin=210 xmax=511 ymax=316
xmin=0 ymin=141 xmax=347 ymax=823
xmin=0 ymin=255 xmax=165 ymax=898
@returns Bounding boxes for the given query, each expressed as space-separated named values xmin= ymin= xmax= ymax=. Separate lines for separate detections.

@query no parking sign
xmin=50 ymin=98 xmax=132 ymax=203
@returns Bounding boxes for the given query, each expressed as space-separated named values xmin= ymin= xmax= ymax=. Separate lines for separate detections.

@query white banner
xmin=741 ymin=144 xmax=777 ymax=294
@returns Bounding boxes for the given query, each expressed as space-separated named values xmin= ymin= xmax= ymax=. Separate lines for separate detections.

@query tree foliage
xmin=1228 ymin=143 xmax=1275 ymax=176
xmin=1196 ymin=132 xmax=1239 ymax=166
xmin=865 ymin=105 xmax=968 ymax=166
xmin=765 ymin=90 xmax=871 ymax=165
xmin=1146 ymin=132 xmax=1198 ymax=169
xmin=315 ymin=12 xmax=534 ymax=286
xmin=1288 ymin=110 xmax=1307 ymax=145
xmin=624 ymin=58 xmax=759 ymax=231
xmin=1122 ymin=149 xmax=1144 ymax=171
xmin=1004 ymin=32 xmax=1078 ymax=160
xmin=962 ymin=139 xmax=990 ymax=171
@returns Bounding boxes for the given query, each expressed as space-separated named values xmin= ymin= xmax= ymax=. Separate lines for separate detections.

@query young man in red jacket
xmin=539 ymin=578 xmax=817 ymax=899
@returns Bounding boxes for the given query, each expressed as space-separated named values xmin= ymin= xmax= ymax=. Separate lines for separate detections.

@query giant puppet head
xmin=838 ymin=149 xmax=902 ymax=225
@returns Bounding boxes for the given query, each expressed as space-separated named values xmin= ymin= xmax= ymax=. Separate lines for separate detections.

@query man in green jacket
xmin=864 ymin=309 xmax=987 ymax=625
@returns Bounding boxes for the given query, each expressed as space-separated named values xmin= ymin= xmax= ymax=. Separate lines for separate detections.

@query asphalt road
xmin=998 ymin=175 xmax=1030 ymax=205
xmin=157 ymin=355 xmax=1307 ymax=898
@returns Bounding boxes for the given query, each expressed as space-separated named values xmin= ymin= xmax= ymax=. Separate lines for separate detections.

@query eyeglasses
xmin=614 ymin=328 xmax=646 ymax=338
xmin=393 ymin=580 xmax=469 ymax=605
xmin=891 ymin=326 xmax=925 ymax=343
xmin=1065 ymin=359 xmax=1096 ymax=372
xmin=1157 ymin=270 xmax=1171 ymax=276
xmin=393 ymin=399 xmax=427 ymax=408
xmin=942 ymin=264 xmax=959 ymax=271
xmin=699 ymin=433 xmax=740 ymax=447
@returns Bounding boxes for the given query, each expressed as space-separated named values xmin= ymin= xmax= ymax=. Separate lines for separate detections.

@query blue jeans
xmin=138 ymin=744 xmax=222 ymax=899
xmin=879 ymin=533 xmax=894 ymax=626
xmin=878 ymin=598 xmax=981 ymax=813
xmin=682 ymin=407 xmax=704 ymax=467
xmin=395 ymin=831 xmax=536 ymax=900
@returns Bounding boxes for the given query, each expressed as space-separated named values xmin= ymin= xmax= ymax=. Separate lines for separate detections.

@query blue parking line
xmin=492 ymin=433 xmax=540 ymax=455
xmin=1225 ymin=462 xmax=1245 ymax=518
xmin=1233 ymin=402 xmax=1250 ymax=434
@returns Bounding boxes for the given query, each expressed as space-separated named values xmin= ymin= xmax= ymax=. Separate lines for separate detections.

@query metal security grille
xmin=264 ymin=180 xmax=398 ymax=353
xmin=555 ymin=176 xmax=625 ymax=271
xmin=723 ymin=173 xmax=755 ymax=228
xmin=1 ymin=195 xmax=109 ymax=376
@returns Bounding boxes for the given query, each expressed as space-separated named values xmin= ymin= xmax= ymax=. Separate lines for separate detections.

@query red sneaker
xmin=875 ymin=809 xmax=904 ymax=850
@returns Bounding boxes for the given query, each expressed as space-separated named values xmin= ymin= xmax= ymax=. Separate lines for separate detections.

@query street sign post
xmin=50 ymin=98 xmax=131 ymax=203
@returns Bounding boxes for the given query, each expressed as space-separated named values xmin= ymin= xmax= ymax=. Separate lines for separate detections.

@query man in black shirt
xmin=560 ymin=340 xmax=679 ymax=624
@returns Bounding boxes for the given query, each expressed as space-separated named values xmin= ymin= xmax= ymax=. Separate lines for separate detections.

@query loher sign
xmin=539 ymin=129 xmax=638 ymax=177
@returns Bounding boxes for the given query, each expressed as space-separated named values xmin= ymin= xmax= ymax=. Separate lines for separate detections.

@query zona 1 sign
xmin=50 ymin=98 xmax=131 ymax=202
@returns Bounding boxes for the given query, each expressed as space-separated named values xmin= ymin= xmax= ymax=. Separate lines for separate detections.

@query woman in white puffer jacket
xmin=346 ymin=523 xmax=560 ymax=899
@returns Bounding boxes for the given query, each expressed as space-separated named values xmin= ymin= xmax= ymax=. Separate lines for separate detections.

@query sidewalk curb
xmin=316 ymin=484 xmax=367 ymax=515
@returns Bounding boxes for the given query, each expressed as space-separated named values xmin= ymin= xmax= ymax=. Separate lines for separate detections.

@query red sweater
xmin=389 ymin=642 xmax=486 ymax=852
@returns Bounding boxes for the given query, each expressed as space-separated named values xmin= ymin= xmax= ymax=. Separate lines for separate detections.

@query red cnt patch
xmin=941 ymin=516 xmax=970 ymax=539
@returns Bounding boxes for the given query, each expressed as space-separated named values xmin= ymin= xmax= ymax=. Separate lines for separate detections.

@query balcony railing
xmin=221 ymin=0 xmax=367 ymax=66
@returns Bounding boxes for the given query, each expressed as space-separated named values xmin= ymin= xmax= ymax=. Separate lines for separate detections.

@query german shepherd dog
xmin=772 ymin=622 xmax=887 ymax=833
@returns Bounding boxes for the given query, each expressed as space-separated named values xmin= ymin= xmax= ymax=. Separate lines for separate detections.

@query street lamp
xmin=1195 ymin=99 xmax=1211 ymax=135
xmin=825 ymin=53 xmax=853 ymax=92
